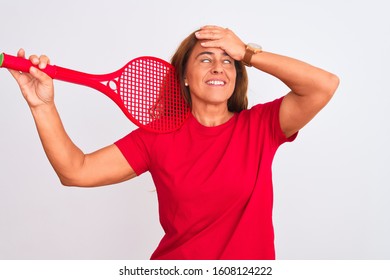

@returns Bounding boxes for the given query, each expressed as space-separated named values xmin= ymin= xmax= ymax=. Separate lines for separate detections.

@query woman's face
xmin=184 ymin=42 xmax=237 ymax=108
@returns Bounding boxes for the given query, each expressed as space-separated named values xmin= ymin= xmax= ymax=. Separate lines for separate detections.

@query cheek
xmin=228 ymin=72 xmax=237 ymax=91
xmin=186 ymin=66 xmax=204 ymax=83
xmin=186 ymin=72 xmax=206 ymax=90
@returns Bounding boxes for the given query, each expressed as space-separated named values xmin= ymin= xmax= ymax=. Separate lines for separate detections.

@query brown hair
xmin=170 ymin=30 xmax=248 ymax=113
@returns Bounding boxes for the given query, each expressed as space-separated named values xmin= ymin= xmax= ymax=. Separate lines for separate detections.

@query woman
xmin=9 ymin=25 xmax=339 ymax=259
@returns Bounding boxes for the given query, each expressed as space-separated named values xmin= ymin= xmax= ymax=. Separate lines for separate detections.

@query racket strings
xmin=119 ymin=58 xmax=188 ymax=132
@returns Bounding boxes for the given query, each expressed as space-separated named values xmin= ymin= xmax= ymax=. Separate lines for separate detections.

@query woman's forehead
xmin=190 ymin=42 xmax=230 ymax=58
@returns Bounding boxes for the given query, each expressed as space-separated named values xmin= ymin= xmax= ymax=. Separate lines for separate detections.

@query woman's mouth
xmin=206 ymin=80 xmax=226 ymax=86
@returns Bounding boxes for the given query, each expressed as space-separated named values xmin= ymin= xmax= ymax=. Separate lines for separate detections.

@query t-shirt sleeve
xmin=114 ymin=128 xmax=151 ymax=176
xmin=272 ymin=96 xmax=298 ymax=145
xmin=252 ymin=96 xmax=298 ymax=147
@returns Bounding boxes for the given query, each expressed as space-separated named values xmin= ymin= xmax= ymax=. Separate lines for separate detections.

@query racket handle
xmin=0 ymin=53 xmax=57 ymax=78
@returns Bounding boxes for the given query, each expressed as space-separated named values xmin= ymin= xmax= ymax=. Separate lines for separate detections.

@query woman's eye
xmin=200 ymin=57 xmax=232 ymax=64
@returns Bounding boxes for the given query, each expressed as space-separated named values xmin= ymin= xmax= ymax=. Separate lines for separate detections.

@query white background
xmin=0 ymin=0 xmax=389 ymax=259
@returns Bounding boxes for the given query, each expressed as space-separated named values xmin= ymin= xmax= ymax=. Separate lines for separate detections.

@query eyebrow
xmin=195 ymin=51 xmax=230 ymax=59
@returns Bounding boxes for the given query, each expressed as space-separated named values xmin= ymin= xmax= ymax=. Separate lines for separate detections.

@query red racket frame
xmin=0 ymin=53 xmax=190 ymax=133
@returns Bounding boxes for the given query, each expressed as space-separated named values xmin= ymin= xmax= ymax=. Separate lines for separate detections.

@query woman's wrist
xmin=30 ymin=102 xmax=57 ymax=118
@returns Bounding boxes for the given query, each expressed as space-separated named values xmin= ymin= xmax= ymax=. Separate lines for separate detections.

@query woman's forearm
xmin=30 ymin=103 xmax=86 ymax=185
xmin=251 ymin=51 xmax=339 ymax=97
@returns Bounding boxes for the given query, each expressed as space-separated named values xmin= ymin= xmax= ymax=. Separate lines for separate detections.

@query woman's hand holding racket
xmin=8 ymin=49 xmax=55 ymax=109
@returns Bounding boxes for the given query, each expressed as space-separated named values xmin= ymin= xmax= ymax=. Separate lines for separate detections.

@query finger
xmin=29 ymin=66 xmax=50 ymax=82
xmin=200 ymin=25 xmax=224 ymax=31
xmin=199 ymin=25 xmax=228 ymax=34
xmin=195 ymin=30 xmax=222 ymax=40
xmin=17 ymin=48 xmax=26 ymax=58
xmin=196 ymin=27 xmax=230 ymax=41
xmin=38 ymin=54 xmax=50 ymax=69
xmin=27 ymin=54 xmax=50 ymax=70
xmin=29 ymin=54 xmax=40 ymax=66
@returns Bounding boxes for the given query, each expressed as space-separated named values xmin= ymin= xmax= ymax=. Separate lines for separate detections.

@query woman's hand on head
xmin=8 ymin=48 xmax=55 ymax=109
xmin=195 ymin=25 xmax=246 ymax=61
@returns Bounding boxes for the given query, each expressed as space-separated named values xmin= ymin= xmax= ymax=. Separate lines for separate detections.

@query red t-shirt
xmin=115 ymin=97 xmax=297 ymax=259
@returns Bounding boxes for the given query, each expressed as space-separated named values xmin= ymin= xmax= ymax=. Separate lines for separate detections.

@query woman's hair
xmin=170 ymin=30 xmax=248 ymax=113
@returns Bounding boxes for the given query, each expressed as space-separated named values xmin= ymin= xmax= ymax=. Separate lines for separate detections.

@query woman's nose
xmin=211 ymin=63 xmax=223 ymax=74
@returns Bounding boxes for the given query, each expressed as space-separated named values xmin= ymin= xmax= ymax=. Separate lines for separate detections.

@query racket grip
xmin=0 ymin=53 xmax=57 ymax=78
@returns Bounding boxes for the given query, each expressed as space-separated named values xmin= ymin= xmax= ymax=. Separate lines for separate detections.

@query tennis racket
xmin=0 ymin=52 xmax=190 ymax=133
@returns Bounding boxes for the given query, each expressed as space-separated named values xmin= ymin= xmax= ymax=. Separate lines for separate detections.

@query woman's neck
xmin=191 ymin=103 xmax=234 ymax=127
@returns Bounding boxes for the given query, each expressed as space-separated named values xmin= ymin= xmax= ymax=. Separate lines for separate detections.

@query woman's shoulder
xmin=248 ymin=96 xmax=284 ymax=112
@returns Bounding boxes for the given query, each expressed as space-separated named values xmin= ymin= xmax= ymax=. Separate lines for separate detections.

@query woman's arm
xmin=9 ymin=49 xmax=136 ymax=187
xmin=195 ymin=26 xmax=339 ymax=138
xmin=30 ymin=103 xmax=136 ymax=187
xmin=250 ymin=51 xmax=339 ymax=138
